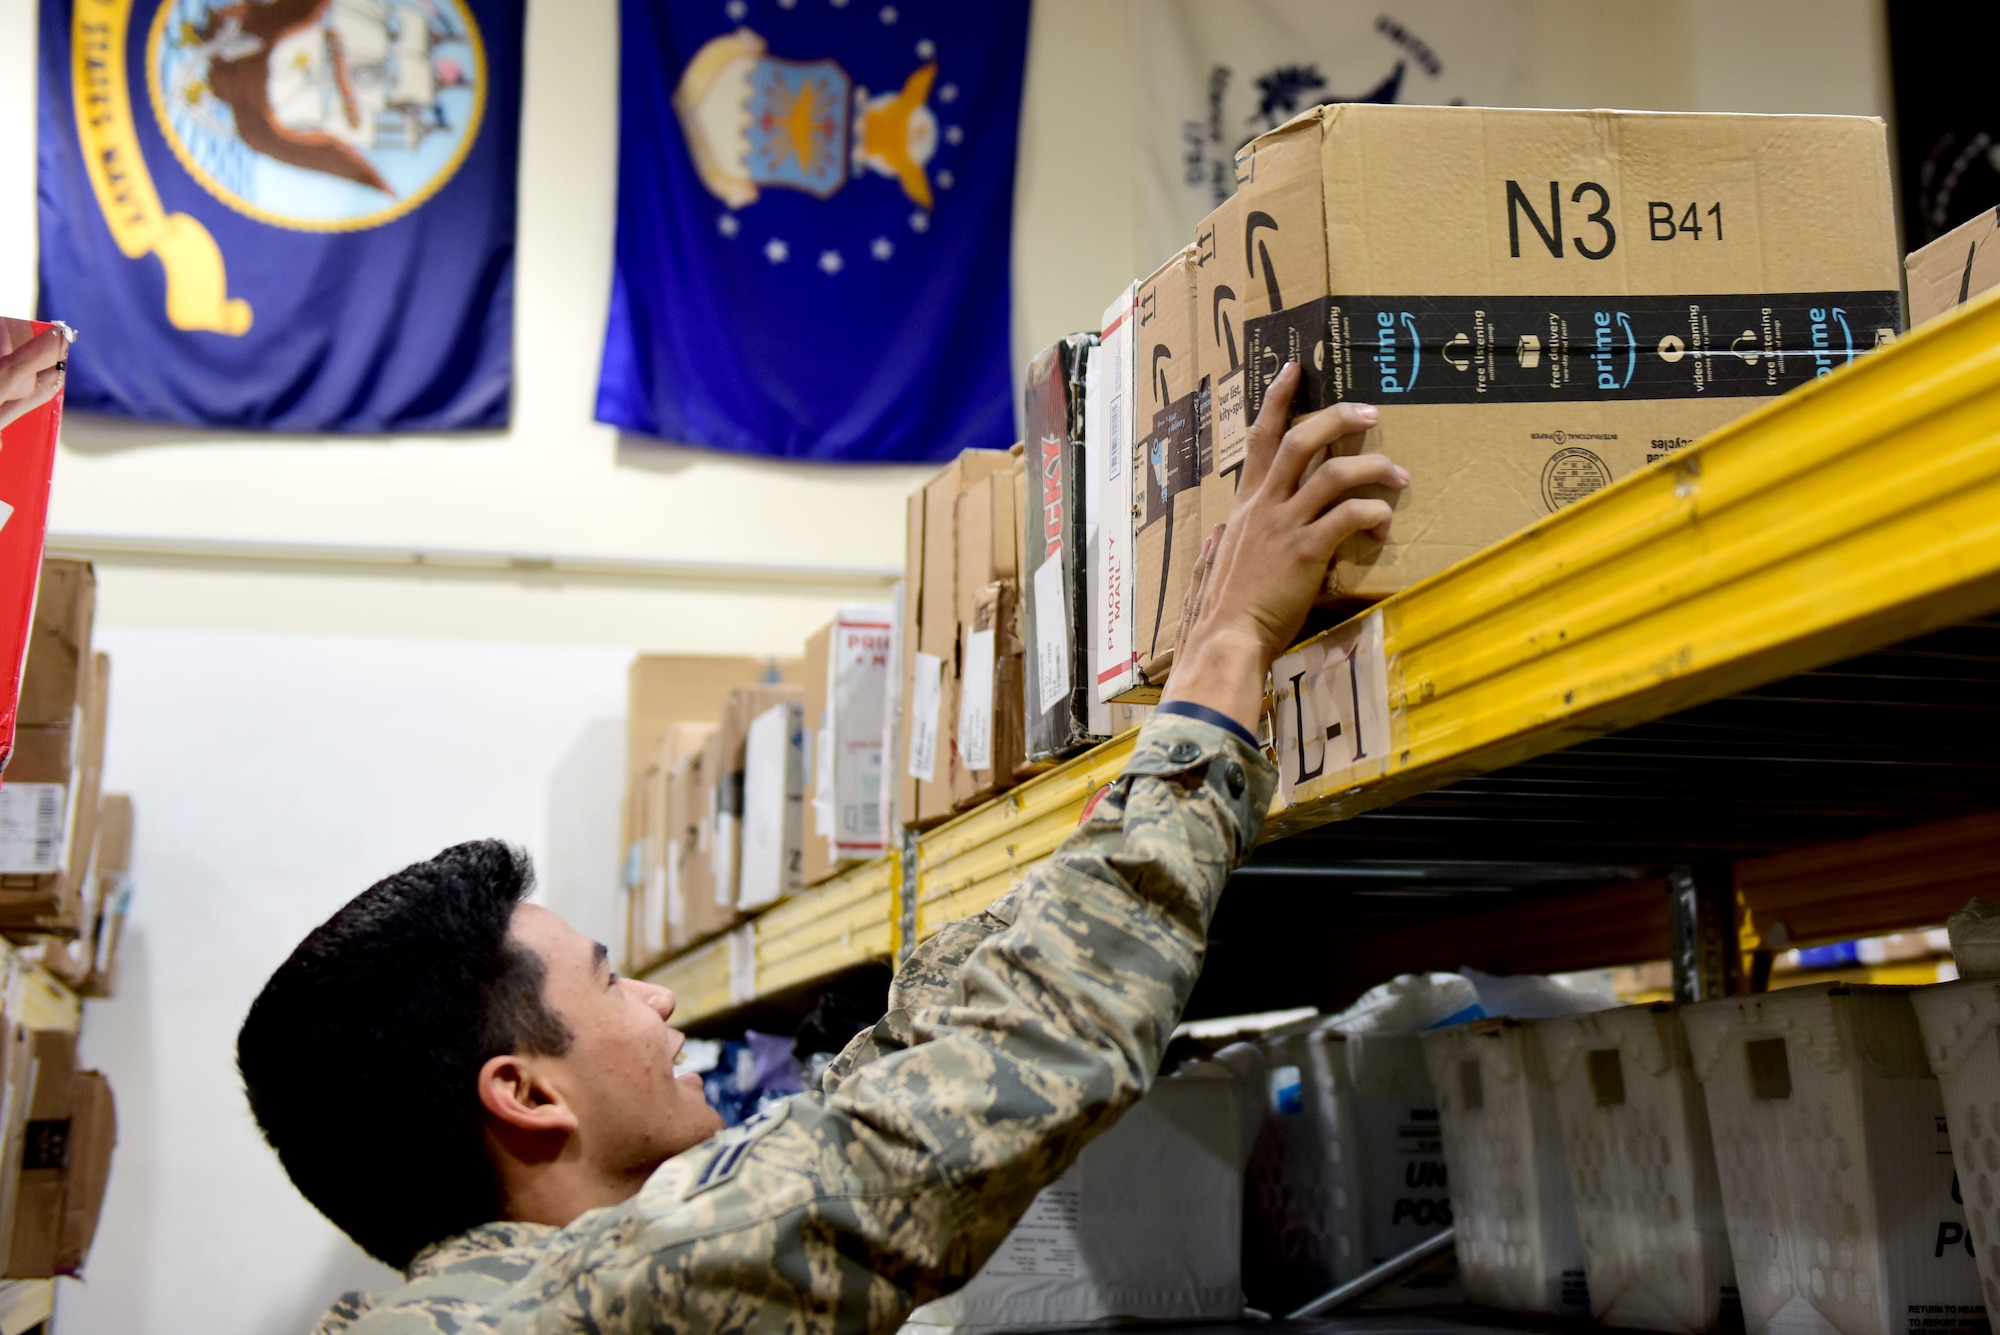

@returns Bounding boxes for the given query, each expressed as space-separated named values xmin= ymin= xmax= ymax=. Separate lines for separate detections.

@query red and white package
xmin=0 ymin=320 xmax=71 ymax=777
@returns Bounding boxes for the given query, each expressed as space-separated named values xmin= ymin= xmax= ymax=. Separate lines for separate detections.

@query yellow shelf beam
xmin=653 ymin=290 xmax=2000 ymax=1028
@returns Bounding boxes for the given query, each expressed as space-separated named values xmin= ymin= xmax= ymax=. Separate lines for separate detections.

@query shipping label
xmin=0 ymin=783 xmax=63 ymax=875
xmin=907 ymin=651 xmax=944 ymax=783
xmin=958 ymin=628 xmax=996 ymax=771
xmin=1033 ymin=554 xmax=1071 ymax=716
xmin=984 ymin=1180 xmax=1082 ymax=1278
xmin=1249 ymin=290 xmax=1902 ymax=412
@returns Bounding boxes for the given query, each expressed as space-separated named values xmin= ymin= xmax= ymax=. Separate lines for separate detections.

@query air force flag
xmin=38 ymin=0 xmax=523 ymax=432
xmin=596 ymin=0 xmax=1031 ymax=463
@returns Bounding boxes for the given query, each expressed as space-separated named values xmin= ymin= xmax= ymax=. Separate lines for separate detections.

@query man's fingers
xmin=1307 ymin=497 xmax=1398 ymax=549
xmin=1234 ymin=362 xmax=1300 ymax=500
xmin=0 ymin=371 xmax=62 ymax=432
xmin=1290 ymin=451 xmax=1408 ymax=518
xmin=0 ymin=329 xmax=64 ymax=401
xmin=1263 ymin=400 xmax=1380 ymax=499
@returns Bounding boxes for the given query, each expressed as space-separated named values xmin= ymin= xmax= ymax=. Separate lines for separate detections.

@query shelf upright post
xmin=895 ymin=826 xmax=920 ymax=967
xmin=1668 ymin=864 xmax=1741 ymax=1002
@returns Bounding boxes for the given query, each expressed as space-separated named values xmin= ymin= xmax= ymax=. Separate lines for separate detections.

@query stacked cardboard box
xmin=1907 ymin=208 xmax=2000 ymax=328
xmin=0 ymin=1022 xmax=114 ymax=1279
xmin=1127 ymin=255 xmax=1206 ymax=695
xmin=952 ymin=463 xmax=1025 ymax=806
xmin=737 ymin=699 xmax=805 ymax=912
xmin=802 ymin=605 xmax=894 ymax=886
xmin=899 ymin=450 xmax=1014 ymax=828
xmin=618 ymin=656 xmax=798 ymax=971
xmin=1209 ymin=104 xmax=1900 ymax=604
xmin=708 ymin=684 xmax=804 ymax=923
xmin=0 ymin=560 xmax=109 ymax=938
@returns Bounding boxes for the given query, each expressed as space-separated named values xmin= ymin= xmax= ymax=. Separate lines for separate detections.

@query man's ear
xmin=477 ymin=1053 xmax=579 ymax=1136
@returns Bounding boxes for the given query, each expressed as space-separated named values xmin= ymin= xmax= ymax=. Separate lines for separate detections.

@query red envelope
xmin=0 ymin=321 xmax=68 ymax=777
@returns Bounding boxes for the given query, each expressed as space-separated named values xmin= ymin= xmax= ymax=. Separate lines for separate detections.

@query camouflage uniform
xmin=315 ymin=715 xmax=1275 ymax=1334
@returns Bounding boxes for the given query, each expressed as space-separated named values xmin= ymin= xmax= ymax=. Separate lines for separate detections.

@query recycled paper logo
xmin=72 ymin=0 xmax=488 ymax=336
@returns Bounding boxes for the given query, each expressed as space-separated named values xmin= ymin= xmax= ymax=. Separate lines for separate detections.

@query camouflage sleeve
xmin=815 ymin=888 xmax=1023 ymax=1091
xmin=517 ymin=715 xmax=1275 ymax=1335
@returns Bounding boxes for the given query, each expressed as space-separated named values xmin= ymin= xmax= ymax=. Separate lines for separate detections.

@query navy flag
xmin=596 ymin=0 xmax=1030 ymax=463
xmin=38 ymin=0 xmax=522 ymax=431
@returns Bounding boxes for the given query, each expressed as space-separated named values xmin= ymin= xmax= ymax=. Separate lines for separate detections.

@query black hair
xmin=237 ymin=840 xmax=573 ymax=1269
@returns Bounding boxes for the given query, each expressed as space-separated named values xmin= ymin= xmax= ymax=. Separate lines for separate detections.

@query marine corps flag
xmin=37 ymin=0 xmax=523 ymax=432
xmin=596 ymin=0 xmax=1030 ymax=463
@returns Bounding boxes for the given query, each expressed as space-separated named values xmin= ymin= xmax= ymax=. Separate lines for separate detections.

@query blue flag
xmin=596 ymin=0 xmax=1030 ymax=463
xmin=37 ymin=0 xmax=522 ymax=432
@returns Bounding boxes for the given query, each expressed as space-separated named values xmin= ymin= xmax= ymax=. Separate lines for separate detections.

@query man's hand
xmin=0 ymin=319 xmax=68 ymax=432
xmin=1161 ymin=363 xmax=1406 ymax=733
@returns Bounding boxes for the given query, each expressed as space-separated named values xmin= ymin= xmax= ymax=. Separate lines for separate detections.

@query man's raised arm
xmin=537 ymin=368 xmax=1406 ymax=1334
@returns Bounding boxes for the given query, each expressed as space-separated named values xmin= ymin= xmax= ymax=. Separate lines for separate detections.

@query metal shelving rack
xmin=649 ymin=286 xmax=2000 ymax=1030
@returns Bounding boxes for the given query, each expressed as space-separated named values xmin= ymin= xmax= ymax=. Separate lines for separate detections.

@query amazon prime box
xmin=1907 ymin=208 xmax=2000 ymax=328
xmin=1129 ymin=250 xmax=1206 ymax=692
xmin=1218 ymin=104 xmax=1900 ymax=603
xmin=1020 ymin=334 xmax=1102 ymax=762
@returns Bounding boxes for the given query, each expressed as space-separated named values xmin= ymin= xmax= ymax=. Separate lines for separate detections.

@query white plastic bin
xmin=1422 ymin=1017 xmax=1589 ymax=1317
xmin=1539 ymin=1003 xmax=1736 ymax=1333
xmin=1241 ymin=1023 xmax=1453 ymax=1312
xmin=901 ymin=1065 xmax=1247 ymax=1335
xmin=1682 ymin=983 xmax=1984 ymax=1335
xmin=1909 ymin=978 xmax=2000 ymax=1328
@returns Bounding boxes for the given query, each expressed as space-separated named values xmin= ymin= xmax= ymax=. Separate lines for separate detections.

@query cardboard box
xmin=1021 ymin=334 xmax=1103 ymax=762
xmin=711 ymin=685 xmax=804 ymax=918
xmin=1907 ymin=207 xmax=2000 ymax=328
xmin=737 ymin=701 xmax=804 ymax=912
xmin=621 ymin=655 xmax=800 ymax=888
xmin=1130 ymin=250 xmax=1206 ymax=689
xmin=900 ymin=451 xmax=1013 ymax=827
xmin=805 ymin=605 xmax=894 ymax=885
xmin=1090 ymin=283 xmax=1141 ymax=706
xmin=1227 ymin=104 xmax=1901 ymax=602
xmin=952 ymin=473 xmax=1020 ymax=809
xmin=629 ymin=764 xmax=670 ymax=971
xmin=16 ymin=560 xmax=92 ymax=730
xmin=80 ymin=794 xmax=131 ymax=999
xmin=953 ymin=580 xmax=1025 ymax=810
xmin=54 ymin=1069 xmax=113 ymax=1275
xmin=1194 ymin=194 xmax=1254 ymax=539
xmin=0 ymin=650 xmax=108 ymax=933
xmin=801 ymin=624 xmax=835 ymax=887
xmin=1913 ymin=977 xmax=2000 ymax=1325
xmin=0 ymin=1020 xmax=38 ymax=1265
xmin=5 ymin=1027 xmax=77 ymax=1279
xmin=672 ymin=742 xmax=725 ymax=949
xmin=0 ymin=358 xmax=68 ymax=777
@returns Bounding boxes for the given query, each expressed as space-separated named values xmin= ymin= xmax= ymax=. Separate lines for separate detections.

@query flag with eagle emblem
xmin=37 ymin=0 xmax=524 ymax=431
xmin=596 ymin=0 xmax=1031 ymax=463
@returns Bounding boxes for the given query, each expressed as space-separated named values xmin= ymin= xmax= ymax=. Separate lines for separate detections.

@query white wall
xmin=60 ymin=628 xmax=631 ymax=1332
xmin=0 ymin=2 xmax=1893 ymax=1332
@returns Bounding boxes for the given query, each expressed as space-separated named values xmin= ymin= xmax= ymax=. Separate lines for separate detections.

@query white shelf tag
xmin=1270 ymin=610 xmax=1390 ymax=806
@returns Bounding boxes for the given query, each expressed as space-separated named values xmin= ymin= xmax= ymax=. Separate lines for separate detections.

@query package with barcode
xmin=903 ymin=1065 xmax=1248 ymax=1334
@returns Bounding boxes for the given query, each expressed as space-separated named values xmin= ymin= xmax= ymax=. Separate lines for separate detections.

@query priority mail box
xmin=1130 ymin=250 xmax=1206 ymax=691
xmin=1230 ymin=104 xmax=1901 ymax=602
xmin=804 ymin=612 xmax=894 ymax=888
xmin=1907 ymin=208 xmax=2000 ymax=328
xmin=1021 ymin=335 xmax=1103 ymax=761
